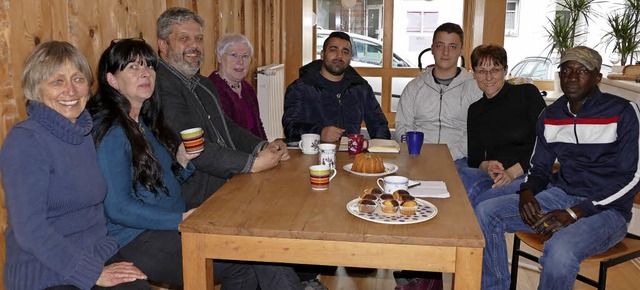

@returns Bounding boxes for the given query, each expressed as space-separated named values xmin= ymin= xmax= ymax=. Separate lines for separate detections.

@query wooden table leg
xmin=453 ymin=247 xmax=483 ymax=290
xmin=182 ymin=232 xmax=214 ymax=290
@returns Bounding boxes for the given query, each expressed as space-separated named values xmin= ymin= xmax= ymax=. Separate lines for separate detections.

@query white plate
xmin=343 ymin=162 xmax=398 ymax=177
xmin=346 ymin=198 xmax=438 ymax=225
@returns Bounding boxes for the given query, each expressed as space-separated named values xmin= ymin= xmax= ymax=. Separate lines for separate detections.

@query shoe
xmin=301 ymin=278 xmax=329 ymax=290
xmin=395 ymin=278 xmax=443 ymax=290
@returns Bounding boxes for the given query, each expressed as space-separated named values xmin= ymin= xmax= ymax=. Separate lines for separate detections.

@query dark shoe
xmin=394 ymin=271 xmax=443 ymax=290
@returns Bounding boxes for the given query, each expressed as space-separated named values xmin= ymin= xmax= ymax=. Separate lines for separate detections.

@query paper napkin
xmin=408 ymin=180 xmax=450 ymax=198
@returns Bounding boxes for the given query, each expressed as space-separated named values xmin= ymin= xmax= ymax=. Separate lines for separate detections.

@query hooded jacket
xmin=394 ymin=67 xmax=482 ymax=160
xmin=522 ymin=88 xmax=640 ymax=222
xmin=282 ymin=60 xmax=390 ymax=140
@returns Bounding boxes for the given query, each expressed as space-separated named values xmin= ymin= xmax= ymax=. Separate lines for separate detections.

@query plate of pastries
xmin=343 ymin=153 xmax=398 ymax=177
xmin=346 ymin=188 xmax=438 ymax=224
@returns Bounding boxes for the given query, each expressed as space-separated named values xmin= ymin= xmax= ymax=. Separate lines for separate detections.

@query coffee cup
xmin=401 ymin=131 xmax=424 ymax=155
xmin=318 ymin=143 xmax=337 ymax=170
xmin=299 ymin=133 xmax=320 ymax=154
xmin=348 ymin=133 xmax=369 ymax=155
xmin=376 ymin=175 xmax=409 ymax=194
xmin=180 ymin=127 xmax=205 ymax=154
xmin=309 ymin=164 xmax=337 ymax=190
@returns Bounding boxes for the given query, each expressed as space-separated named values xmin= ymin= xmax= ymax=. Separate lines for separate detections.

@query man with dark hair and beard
xmin=282 ymin=31 xmax=390 ymax=143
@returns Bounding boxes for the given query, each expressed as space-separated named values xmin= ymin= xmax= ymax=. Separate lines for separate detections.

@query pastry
xmin=364 ymin=187 xmax=383 ymax=197
xmin=400 ymin=200 xmax=418 ymax=215
xmin=396 ymin=194 xmax=415 ymax=202
xmin=359 ymin=193 xmax=377 ymax=201
xmin=357 ymin=199 xmax=377 ymax=214
xmin=379 ymin=194 xmax=394 ymax=201
xmin=392 ymin=189 xmax=411 ymax=201
xmin=380 ymin=199 xmax=399 ymax=214
xmin=351 ymin=153 xmax=385 ymax=173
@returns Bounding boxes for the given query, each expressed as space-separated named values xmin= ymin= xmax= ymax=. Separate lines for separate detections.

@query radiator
xmin=256 ymin=64 xmax=285 ymax=141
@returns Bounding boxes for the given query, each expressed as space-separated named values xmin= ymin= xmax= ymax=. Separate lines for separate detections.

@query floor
xmin=163 ymin=234 xmax=640 ymax=290
xmin=316 ymin=233 xmax=640 ymax=290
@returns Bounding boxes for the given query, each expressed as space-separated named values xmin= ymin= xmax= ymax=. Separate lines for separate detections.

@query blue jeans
xmin=475 ymin=187 xmax=628 ymax=290
xmin=456 ymin=161 xmax=524 ymax=208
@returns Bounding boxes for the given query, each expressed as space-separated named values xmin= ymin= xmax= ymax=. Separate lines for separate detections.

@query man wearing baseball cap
xmin=476 ymin=46 xmax=640 ymax=289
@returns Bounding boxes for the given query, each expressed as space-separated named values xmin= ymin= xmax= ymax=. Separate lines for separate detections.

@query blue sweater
xmin=0 ymin=102 xmax=118 ymax=290
xmin=95 ymin=121 xmax=194 ymax=246
xmin=522 ymin=88 xmax=640 ymax=221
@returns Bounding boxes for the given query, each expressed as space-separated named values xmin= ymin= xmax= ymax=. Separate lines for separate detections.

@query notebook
xmin=338 ymin=137 xmax=400 ymax=153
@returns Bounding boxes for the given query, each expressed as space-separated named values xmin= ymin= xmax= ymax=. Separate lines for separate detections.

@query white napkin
xmin=408 ymin=180 xmax=450 ymax=198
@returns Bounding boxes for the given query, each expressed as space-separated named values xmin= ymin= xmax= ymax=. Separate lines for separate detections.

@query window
xmin=505 ymin=0 xmax=520 ymax=36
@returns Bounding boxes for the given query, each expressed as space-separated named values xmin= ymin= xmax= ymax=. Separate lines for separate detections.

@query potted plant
xmin=543 ymin=0 xmax=599 ymax=90
xmin=544 ymin=0 xmax=599 ymax=57
xmin=602 ymin=0 xmax=640 ymax=68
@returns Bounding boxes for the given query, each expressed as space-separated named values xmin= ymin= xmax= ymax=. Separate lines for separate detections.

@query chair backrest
xmin=418 ymin=48 xmax=466 ymax=70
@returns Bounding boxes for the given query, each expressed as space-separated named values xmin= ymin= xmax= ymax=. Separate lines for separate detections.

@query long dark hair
xmin=89 ymin=39 xmax=179 ymax=197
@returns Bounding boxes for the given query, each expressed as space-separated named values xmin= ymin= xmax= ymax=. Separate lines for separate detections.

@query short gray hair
xmin=21 ymin=41 xmax=92 ymax=102
xmin=216 ymin=34 xmax=254 ymax=58
xmin=156 ymin=7 xmax=204 ymax=41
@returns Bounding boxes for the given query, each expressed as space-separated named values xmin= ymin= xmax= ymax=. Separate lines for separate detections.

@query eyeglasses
xmin=225 ymin=52 xmax=251 ymax=61
xmin=109 ymin=38 xmax=146 ymax=48
xmin=475 ymin=68 xmax=504 ymax=78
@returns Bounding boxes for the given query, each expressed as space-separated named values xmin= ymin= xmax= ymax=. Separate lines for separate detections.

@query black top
xmin=467 ymin=82 xmax=546 ymax=171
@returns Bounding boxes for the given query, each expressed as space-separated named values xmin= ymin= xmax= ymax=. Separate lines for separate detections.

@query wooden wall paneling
xmin=194 ymin=0 xmax=217 ymax=77
xmin=0 ymin=2 xmax=11 ymax=287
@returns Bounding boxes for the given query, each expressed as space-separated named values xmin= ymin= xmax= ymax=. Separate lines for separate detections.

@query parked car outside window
xmin=316 ymin=29 xmax=418 ymax=111
xmin=509 ymin=56 xmax=611 ymax=80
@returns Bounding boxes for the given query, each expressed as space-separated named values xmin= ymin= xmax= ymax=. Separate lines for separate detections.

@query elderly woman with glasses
xmin=208 ymin=33 xmax=267 ymax=139
xmin=0 ymin=41 xmax=149 ymax=290
xmin=458 ymin=44 xmax=547 ymax=208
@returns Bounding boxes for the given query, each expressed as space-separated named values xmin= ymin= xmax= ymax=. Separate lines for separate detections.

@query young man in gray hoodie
xmin=394 ymin=22 xmax=482 ymax=164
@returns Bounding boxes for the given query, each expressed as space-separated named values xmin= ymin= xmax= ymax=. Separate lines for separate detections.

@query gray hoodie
xmin=395 ymin=67 xmax=482 ymax=161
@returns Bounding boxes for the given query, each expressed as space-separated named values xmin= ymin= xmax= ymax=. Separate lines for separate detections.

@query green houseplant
xmin=544 ymin=0 xmax=600 ymax=57
xmin=602 ymin=0 xmax=640 ymax=66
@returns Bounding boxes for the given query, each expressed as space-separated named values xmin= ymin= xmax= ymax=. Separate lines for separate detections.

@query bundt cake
xmin=351 ymin=153 xmax=385 ymax=173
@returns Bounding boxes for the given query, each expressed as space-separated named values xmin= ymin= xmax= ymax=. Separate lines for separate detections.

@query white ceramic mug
xmin=318 ymin=143 xmax=337 ymax=170
xmin=376 ymin=175 xmax=409 ymax=194
xmin=298 ymin=133 xmax=320 ymax=154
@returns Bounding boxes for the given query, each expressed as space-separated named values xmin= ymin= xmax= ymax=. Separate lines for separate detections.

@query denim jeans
xmin=456 ymin=161 xmax=525 ymax=208
xmin=458 ymin=167 xmax=525 ymax=209
xmin=475 ymin=187 xmax=628 ymax=290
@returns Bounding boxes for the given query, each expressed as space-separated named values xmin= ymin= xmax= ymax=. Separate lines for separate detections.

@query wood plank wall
xmin=0 ymin=0 xmax=290 ymax=287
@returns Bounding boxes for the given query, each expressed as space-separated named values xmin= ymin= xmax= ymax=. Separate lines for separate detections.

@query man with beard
xmin=155 ymin=7 xmax=290 ymax=210
xmin=282 ymin=31 xmax=390 ymax=142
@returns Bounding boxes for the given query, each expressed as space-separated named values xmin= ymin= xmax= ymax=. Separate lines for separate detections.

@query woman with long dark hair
xmin=89 ymin=38 xmax=258 ymax=288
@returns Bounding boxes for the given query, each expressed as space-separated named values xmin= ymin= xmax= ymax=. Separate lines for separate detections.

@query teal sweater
xmin=95 ymin=121 xmax=194 ymax=246
xmin=1 ymin=102 xmax=118 ymax=290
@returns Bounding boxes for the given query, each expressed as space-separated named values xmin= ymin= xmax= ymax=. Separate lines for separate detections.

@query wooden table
xmin=179 ymin=144 xmax=485 ymax=289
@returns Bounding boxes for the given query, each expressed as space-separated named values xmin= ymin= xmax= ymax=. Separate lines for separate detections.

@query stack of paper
xmin=408 ymin=181 xmax=450 ymax=198
xmin=338 ymin=137 xmax=400 ymax=153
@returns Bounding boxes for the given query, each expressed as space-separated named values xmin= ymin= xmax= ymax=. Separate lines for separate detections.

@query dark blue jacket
xmin=282 ymin=60 xmax=390 ymax=140
xmin=521 ymin=88 xmax=640 ymax=222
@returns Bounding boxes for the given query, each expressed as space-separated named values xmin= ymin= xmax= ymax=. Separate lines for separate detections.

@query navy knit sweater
xmin=0 ymin=102 xmax=117 ymax=290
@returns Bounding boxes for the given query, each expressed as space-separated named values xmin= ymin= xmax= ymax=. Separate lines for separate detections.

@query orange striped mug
xmin=309 ymin=164 xmax=337 ymax=190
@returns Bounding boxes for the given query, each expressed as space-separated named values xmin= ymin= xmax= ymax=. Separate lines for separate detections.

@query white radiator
xmin=257 ymin=64 xmax=285 ymax=141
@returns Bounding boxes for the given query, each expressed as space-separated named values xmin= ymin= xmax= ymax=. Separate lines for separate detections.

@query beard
xmin=323 ymin=59 xmax=348 ymax=76
xmin=167 ymin=47 xmax=203 ymax=78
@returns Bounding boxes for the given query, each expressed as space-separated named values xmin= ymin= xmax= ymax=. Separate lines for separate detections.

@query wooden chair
xmin=509 ymin=193 xmax=640 ymax=290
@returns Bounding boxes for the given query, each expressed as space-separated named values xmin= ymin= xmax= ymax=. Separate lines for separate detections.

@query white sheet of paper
xmin=408 ymin=180 xmax=450 ymax=198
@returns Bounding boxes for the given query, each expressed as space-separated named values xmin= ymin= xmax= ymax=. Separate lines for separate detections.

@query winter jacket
xmin=282 ymin=60 xmax=390 ymax=140
xmin=522 ymin=88 xmax=640 ymax=222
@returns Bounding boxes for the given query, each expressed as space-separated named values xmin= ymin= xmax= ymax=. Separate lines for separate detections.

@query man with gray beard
xmin=282 ymin=31 xmax=390 ymax=143
xmin=155 ymin=7 xmax=290 ymax=210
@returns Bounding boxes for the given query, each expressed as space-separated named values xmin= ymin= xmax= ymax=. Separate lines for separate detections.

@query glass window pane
xmin=391 ymin=77 xmax=414 ymax=112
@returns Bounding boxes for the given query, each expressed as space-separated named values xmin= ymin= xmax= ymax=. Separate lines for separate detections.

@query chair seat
xmin=516 ymin=231 xmax=640 ymax=263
